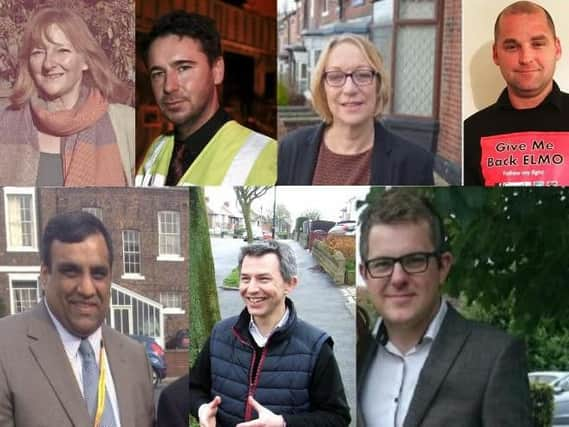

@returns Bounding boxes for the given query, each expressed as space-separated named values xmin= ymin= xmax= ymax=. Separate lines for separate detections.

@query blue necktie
xmin=78 ymin=339 xmax=118 ymax=427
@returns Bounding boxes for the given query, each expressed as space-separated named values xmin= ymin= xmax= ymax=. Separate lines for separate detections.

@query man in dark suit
xmin=0 ymin=211 xmax=154 ymax=427
xmin=357 ymin=189 xmax=531 ymax=427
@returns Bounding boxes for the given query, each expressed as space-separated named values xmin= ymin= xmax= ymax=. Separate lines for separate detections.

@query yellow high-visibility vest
xmin=135 ymin=120 xmax=276 ymax=186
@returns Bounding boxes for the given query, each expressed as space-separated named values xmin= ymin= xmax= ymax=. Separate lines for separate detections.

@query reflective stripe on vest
xmin=135 ymin=135 xmax=170 ymax=186
xmin=221 ymin=131 xmax=270 ymax=185
xmin=136 ymin=120 xmax=275 ymax=186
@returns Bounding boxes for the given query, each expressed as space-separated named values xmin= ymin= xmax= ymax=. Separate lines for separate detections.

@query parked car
xmin=554 ymin=397 xmax=569 ymax=427
xmin=529 ymin=371 xmax=569 ymax=385
xmin=328 ymin=220 xmax=356 ymax=236
xmin=242 ymin=227 xmax=264 ymax=241
xmin=166 ymin=328 xmax=189 ymax=350
xmin=129 ymin=335 xmax=167 ymax=386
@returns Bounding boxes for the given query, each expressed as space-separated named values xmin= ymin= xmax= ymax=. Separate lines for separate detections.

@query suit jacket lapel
xmin=403 ymin=306 xmax=472 ymax=427
xmin=27 ymin=303 xmax=91 ymax=426
xmin=356 ymin=330 xmax=378 ymax=427
xmin=103 ymin=326 xmax=133 ymax=427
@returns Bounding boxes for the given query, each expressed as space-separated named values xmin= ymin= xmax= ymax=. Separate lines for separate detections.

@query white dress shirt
xmin=45 ymin=301 xmax=122 ymax=426
xmin=361 ymin=300 xmax=448 ymax=427
xmin=249 ymin=308 xmax=290 ymax=347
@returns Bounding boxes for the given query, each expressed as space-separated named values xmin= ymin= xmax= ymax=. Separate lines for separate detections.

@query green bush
xmin=277 ymin=80 xmax=289 ymax=106
xmin=531 ymin=382 xmax=553 ymax=427
xmin=277 ymin=232 xmax=289 ymax=239
xmin=223 ymin=267 xmax=240 ymax=288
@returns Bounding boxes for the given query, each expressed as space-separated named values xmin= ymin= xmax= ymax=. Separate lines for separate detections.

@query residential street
xmin=211 ymin=237 xmax=356 ymax=426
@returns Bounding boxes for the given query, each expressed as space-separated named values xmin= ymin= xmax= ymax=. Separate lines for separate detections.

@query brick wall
xmin=165 ymin=350 xmax=189 ymax=378
xmin=437 ymin=0 xmax=462 ymax=176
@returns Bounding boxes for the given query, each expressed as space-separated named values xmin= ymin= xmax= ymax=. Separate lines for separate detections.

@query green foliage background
xmin=364 ymin=187 xmax=569 ymax=370
xmin=189 ymin=188 xmax=221 ymax=365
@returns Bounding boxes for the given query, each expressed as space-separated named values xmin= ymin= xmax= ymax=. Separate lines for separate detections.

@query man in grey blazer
xmin=357 ymin=189 xmax=531 ymax=427
xmin=0 ymin=211 xmax=154 ymax=427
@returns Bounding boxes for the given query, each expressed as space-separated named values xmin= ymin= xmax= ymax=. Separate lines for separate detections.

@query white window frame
xmin=160 ymin=292 xmax=185 ymax=314
xmin=3 ymin=187 xmax=38 ymax=252
xmin=81 ymin=207 xmax=103 ymax=221
xmin=157 ymin=211 xmax=184 ymax=261
xmin=9 ymin=273 xmax=40 ymax=315
xmin=122 ymin=229 xmax=145 ymax=279
xmin=109 ymin=282 xmax=165 ymax=347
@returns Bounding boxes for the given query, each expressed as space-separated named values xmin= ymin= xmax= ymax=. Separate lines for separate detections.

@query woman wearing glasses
xmin=277 ymin=34 xmax=434 ymax=185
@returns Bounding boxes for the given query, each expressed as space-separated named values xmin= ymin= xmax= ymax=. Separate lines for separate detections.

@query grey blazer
xmin=357 ymin=305 xmax=532 ymax=427
xmin=0 ymin=302 xmax=154 ymax=427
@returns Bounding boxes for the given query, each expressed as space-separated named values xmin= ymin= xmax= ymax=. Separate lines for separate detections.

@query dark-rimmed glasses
xmin=364 ymin=252 xmax=439 ymax=278
xmin=323 ymin=69 xmax=378 ymax=87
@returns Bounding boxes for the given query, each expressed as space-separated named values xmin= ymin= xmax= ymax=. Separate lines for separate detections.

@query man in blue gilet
xmin=189 ymin=241 xmax=350 ymax=427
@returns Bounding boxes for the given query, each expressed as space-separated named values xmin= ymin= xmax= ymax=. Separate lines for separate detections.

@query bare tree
xmin=235 ymin=186 xmax=272 ymax=243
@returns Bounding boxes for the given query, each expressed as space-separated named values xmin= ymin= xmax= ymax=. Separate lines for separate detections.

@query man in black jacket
xmin=190 ymin=241 xmax=350 ymax=427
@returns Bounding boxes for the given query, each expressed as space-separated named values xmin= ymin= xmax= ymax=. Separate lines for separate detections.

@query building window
xmin=314 ymin=50 xmax=322 ymax=66
xmin=158 ymin=211 xmax=181 ymax=258
xmin=160 ymin=292 xmax=182 ymax=309
xmin=4 ymin=188 xmax=37 ymax=251
xmin=392 ymin=0 xmax=440 ymax=117
xmin=82 ymin=207 xmax=103 ymax=221
xmin=11 ymin=280 xmax=39 ymax=314
xmin=323 ymin=0 xmax=329 ymax=14
xmin=122 ymin=230 xmax=141 ymax=275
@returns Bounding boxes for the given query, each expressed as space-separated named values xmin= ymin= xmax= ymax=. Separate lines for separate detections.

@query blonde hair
xmin=310 ymin=34 xmax=390 ymax=124
xmin=10 ymin=7 xmax=128 ymax=108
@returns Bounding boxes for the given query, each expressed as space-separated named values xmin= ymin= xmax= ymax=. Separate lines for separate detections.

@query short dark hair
xmin=238 ymin=241 xmax=297 ymax=282
xmin=142 ymin=10 xmax=222 ymax=66
xmin=494 ymin=1 xmax=556 ymax=40
xmin=359 ymin=189 xmax=447 ymax=262
xmin=41 ymin=211 xmax=114 ymax=271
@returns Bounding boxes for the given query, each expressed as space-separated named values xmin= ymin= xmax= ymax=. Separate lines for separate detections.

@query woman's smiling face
xmin=28 ymin=24 xmax=88 ymax=108
xmin=323 ymin=41 xmax=378 ymax=128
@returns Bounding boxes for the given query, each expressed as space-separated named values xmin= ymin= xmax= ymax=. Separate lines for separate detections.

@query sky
xmin=205 ymin=186 xmax=370 ymax=223
xmin=278 ymin=0 xmax=296 ymax=13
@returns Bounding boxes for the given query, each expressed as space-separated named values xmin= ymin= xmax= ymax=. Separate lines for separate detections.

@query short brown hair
xmin=10 ymin=7 xmax=128 ymax=108
xmin=310 ymin=34 xmax=390 ymax=124
xmin=494 ymin=1 xmax=556 ymax=40
xmin=359 ymin=189 xmax=446 ymax=262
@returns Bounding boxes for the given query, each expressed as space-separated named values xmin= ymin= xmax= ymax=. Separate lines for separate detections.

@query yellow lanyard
xmin=94 ymin=341 xmax=107 ymax=427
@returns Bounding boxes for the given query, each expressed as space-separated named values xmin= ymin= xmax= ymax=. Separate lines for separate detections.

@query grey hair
xmin=238 ymin=240 xmax=297 ymax=282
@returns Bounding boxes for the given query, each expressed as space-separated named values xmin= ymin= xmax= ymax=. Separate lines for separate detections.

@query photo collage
xmin=0 ymin=0 xmax=567 ymax=426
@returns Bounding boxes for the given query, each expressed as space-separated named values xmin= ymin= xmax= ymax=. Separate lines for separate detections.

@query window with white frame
xmin=160 ymin=292 xmax=182 ymax=309
xmin=4 ymin=188 xmax=37 ymax=251
xmin=158 ymin=211 xmax=181 ymax=258
xmin=82 ymin=207 xmax=103 ymax=221
xmin=11 ymin=280 xmax=39 ymax=314
xmin=122 ymin=230 xmax=141 ymax=275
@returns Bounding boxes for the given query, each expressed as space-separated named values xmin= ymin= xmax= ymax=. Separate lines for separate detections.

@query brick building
xmin=0 ymin=187 xmax=189 ymax=347
xmin=278 ymin=0 xmax=461 ymax=184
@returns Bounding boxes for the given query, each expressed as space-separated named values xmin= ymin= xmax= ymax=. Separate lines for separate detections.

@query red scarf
xmin=30 ymin=89 xmax=127 ymax=186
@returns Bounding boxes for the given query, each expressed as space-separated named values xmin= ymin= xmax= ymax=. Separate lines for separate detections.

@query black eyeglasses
xmin=364 ymin=252 xmax=439 ymax=278
xmin=323 ymin=69 xmax=379 ymax=87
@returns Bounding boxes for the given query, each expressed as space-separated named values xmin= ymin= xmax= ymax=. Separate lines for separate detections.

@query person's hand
xmin=236 ymin=396 xmax=285 ymax=427
xmin=198 ymin=396 xmax=222 ymax=427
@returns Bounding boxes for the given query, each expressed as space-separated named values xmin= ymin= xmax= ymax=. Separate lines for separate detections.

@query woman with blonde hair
xmin=0 ymin=7 xmax=134 ymax=186
xmin=278 ymin=34 xmax=433 ymax=185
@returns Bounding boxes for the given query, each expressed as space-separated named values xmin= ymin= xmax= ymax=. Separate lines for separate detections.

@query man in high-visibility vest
xmin=136 ymin=11 xmax=276 ymax=186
